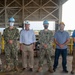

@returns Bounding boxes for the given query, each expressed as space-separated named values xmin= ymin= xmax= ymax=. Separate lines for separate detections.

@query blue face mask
xmin=9 ymin=22 xmax=14 ymax=26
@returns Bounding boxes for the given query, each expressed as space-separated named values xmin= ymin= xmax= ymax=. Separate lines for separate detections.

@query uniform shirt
xmin=3 ymin=27 xmax=19 ymax=44
xmin=72 ymin=30 xmax=75 ymax=47
xmin=39 ymin=30 xmax=53 ymax=48
xmin=54 ymin=30 xmax=70 ymax=49
xmin=20 ymin=29 xmax=36 ymax=44
xmin=0 ymin=34 xmax=1 ymax=43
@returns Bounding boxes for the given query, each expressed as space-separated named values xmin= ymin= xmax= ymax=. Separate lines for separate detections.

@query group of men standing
xmin=2 ymin=17 xmax=75 ymax=74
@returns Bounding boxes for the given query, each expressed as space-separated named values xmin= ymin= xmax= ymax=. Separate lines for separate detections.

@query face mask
xmin=9 ymin=22 xmax=14 ymax=26
xmin=44 ymin=25 xmax=48 ymax=29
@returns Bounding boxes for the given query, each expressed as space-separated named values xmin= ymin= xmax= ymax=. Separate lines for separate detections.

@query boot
xmin=14 ymin=66 xmax=19 ymax=71
xmin=48 ymin=68 xmax=54 ymax=73
xmin=6 ymin=65 xmax=11 ymax=71
xmin=71 ymin=71 xmax=74 ymax=74
xmin=37 ymin=67 xmax=42 ymax=72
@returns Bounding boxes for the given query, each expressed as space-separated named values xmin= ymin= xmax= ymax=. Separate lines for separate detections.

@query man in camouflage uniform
xmin=3 ymin=17 xmax=19 ymax=71
xmin=0 ymin=32 xmax=2 ymax=54
xmin=37 ymin=20 xmax=54 ymax=73
xmin=0 ymin=32 xmax=2 ymax=71
xmin=71 ymin=30 xmax=75 ymax=74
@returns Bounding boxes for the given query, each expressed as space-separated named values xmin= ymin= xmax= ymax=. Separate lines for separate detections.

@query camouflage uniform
xmin=0 ymin=33 xmax=2 ymax=54
xmin=0 ymin=33 xmax=2 ymax=71
xmin=39 ymin=30 xmax=53 ymax=68
xmin=3 ymin=27 xmax=19 ymax=67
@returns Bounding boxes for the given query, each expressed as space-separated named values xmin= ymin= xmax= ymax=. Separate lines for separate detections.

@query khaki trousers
xmin=72 ymin=47 xmax=75 ymax=71
xmin=22 ymin=44 xmax=34 ymax=68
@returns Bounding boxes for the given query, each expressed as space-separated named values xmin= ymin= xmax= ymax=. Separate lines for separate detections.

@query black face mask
xmin=44 ymin=25 xmax=48 ymax=29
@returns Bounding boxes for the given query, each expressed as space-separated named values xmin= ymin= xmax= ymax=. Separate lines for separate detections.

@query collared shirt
xmin=72 ymin=30 xmax=75 ymax=47
xmin=20 ymin=29 xmax=36 ymax=44
xmin=54 ymin=30 xmax=70 ymax=49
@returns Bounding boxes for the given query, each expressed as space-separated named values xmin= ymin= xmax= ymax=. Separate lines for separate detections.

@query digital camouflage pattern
xmin=0 ymin=33 xmax=2 ymax=54
xmin=39 ymin=30 xmax=53 ymax=67
xmin=3 ymin=27 xmax=19 ymax=67
xmin=39 ymin=30 xmax=53 ymax=48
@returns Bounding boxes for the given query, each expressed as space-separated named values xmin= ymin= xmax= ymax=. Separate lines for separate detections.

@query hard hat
xmin=43 ymin=20 xmax=49 ymax=25
xmin=9 ymin=17 xmax=15 ymax=22
xmin=59 ymin=22 xmax=65 ymax=25
xmin=24 ymin=20 xmax=30 ymax=25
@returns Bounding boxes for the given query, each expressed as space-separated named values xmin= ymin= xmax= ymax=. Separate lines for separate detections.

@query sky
xmin=62 ymin=0 xmax=75 ymax=30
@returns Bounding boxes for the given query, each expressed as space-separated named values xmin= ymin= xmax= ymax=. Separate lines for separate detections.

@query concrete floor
xmin=0 ymin=54 xmax=73 ymax=75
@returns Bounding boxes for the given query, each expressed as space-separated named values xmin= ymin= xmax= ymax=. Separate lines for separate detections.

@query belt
xmin=23 ymin=43 xmax=33 ymax=46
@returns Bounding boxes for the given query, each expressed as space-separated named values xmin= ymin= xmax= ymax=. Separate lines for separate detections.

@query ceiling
xmin=0 ymin=0 xmax=68 ymax=27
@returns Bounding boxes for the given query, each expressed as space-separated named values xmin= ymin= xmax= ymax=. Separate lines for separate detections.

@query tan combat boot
xmin=6 ymin=65 xmax=11 ymax=71
xmin=14 ymin=66 xmax=20 ymax=71
xmin=48 ymin=68 xmax=54 ymax=73
xmin=37 ymin=67 xmax=42 ymax=72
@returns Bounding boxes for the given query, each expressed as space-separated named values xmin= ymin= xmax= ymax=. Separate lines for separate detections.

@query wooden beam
xmin=32 ymin=0 xmax=39 ymax=6
xmin=0 ymin=2 xmax=4 ymax=6
xmin=6 ymin=0 xmax=15 ymax=7
xmin=43 ymin=6 xmax=58 ymax=8
xmin=24 ymin=7 xmax=40 ymax=19
xmin=5 ymin=0 xmax=7 ymax=28
xmin=22 ymin=0 xmax=24 ymax=22
xmin=7 ymin=7 xmax=21 ymax=8
xmin=15 ymin=0 xmax=21 ymax=6
xmin=0 ymin=8 xmax=4 ymax=14
xmin=51 ymin=0 xmax=58 ymax=6
xmin=42 ymin=8 xmax=58 ymax=20
xmin=24 ymin=0 xmax=32 ymax=7
xmin=24 ymin=8 xmax=38 ymax=19
xmin=12 ymin=8 xmax=22 ymax=17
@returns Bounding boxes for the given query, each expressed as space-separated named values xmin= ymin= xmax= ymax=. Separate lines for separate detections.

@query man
xmin=20 ymin=20 xmax=36 ymax=71
xmin=0 ymin=32 xmax=2 ymax=54
xmin=53 ymin=22 xmax=70 ymax=73
xmin=37 ymin=20 xmax=54 ymax=73
xmin=3 ymin=17 xmax=19 ymax=71
xmin=0 ymin=32 xmax=2 ymax=71
xmin=71 ymin=30 xmax=75 ymax=74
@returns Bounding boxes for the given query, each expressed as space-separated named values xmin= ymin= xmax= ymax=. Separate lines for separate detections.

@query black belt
xmin=23 ymin=43 xmax=33 ymax=46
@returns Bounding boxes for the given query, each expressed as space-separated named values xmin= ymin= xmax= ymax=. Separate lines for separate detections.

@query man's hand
xmin=20 ymin=44 xmax=23 ymax=51
xmin=8 ymin=40 xmax=13 ymax=44
xmin=32 ymin=44 xmax=35 ymax=49
xmin=59 ymin=44 xmax=64 ymax=49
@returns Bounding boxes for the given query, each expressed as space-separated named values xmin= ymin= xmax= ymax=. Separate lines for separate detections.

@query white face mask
xmin=9 ymin=22 xmax=14 ymax=26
